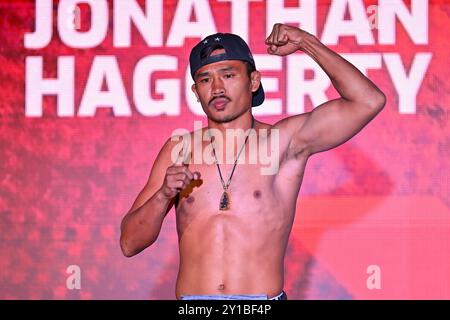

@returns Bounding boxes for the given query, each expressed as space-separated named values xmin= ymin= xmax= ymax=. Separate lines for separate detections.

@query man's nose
xmin=211 ymin=77 xmax=225 ymax=96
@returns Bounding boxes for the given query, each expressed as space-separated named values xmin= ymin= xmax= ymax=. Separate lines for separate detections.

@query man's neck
xmin=206 ymin=112 xmax=254 ymax=134
xmin=205 ymin=112 xmax=255 ymax=161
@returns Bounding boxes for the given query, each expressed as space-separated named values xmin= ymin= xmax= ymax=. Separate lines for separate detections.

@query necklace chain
xmin=208 ymin=117 xmax=255 ymax=191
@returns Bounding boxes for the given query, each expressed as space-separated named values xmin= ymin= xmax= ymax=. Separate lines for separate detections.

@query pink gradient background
xmin=0 ymin=0 xmax=449 ymax=299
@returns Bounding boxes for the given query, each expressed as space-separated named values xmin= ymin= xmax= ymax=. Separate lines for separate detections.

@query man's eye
xmin=224 ymin=74 xmax=234 ymax=79
xmin=199 ymin=78 xmax=209 ymax=83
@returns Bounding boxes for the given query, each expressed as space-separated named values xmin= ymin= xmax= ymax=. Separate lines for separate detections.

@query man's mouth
xmin=210 ymin=97 xmax=230 ymax=110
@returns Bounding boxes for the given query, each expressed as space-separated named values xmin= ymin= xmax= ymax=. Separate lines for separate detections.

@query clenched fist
xmin=265 ymin=23 xmax=311 ymax=56
xmin=160 ymin=148 xmax=201 ymax=200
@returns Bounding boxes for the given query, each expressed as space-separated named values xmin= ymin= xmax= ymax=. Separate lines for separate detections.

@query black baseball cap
xmin=189 ymin=33 xmax=264 ymax=107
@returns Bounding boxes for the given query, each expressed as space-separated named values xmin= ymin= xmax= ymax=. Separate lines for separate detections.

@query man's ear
xmin=191 ymin=83 xmax=200 ymax=101
xmin=250 ymin=71 xmax=261 ymax=93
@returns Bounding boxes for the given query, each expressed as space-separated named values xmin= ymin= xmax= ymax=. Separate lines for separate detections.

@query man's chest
xmin=178 ymin=163 xmax=275 ymax=211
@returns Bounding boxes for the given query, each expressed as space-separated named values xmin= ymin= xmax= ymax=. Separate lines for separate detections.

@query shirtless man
xmin=120 ymin=23 xmax=386 ymax=300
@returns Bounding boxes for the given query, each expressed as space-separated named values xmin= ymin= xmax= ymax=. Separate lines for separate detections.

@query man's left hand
xmin=265 ymin=23 xmax=310 ymax=56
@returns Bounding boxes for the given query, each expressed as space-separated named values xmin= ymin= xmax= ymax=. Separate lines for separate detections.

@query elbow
xmin=119 ymin=217 xmax=139 ymax=257
xmin=120 ymin=234 xmax=140 ymax=258
xmin=121 ymin=248 xmax=135 ymax=258
xmin=119 ymin=222 xmax=134 ymax=257
xmin=369 ymin=90 xmax=386 ymax=110
xmin=377 ymin=91 xmax=387 ymax=109
xmin=120 ymin=233 xmax=156 ymax=257
xmin=120 ymin=237 xmax=135 ymax=258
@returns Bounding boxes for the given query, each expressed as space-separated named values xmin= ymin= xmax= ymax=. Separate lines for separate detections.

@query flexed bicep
xmin=294 ymin=98 xmax=384 ymax=156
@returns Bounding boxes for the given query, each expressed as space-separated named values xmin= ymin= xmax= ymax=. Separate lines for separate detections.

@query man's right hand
xmin=160 ymin=149 xmax=200 ymax=199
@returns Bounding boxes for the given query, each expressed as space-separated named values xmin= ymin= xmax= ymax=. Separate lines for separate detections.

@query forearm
xmin=120 ymin=189 xmax=173 ymax=257
xmin=298 ymin=33 xmax=385 ymax=108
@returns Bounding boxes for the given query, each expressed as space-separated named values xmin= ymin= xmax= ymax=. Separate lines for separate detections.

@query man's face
xmin=191 ymin=50 xmax=261 ymax=123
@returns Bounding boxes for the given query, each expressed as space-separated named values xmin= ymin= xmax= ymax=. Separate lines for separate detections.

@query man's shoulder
xmin=159 ymin=127 xmax=207 ymax=157
xmin=163 ymin=127 xmax=205 ymax=144
xmin=272 ymin=113 xmax=310 ymax=133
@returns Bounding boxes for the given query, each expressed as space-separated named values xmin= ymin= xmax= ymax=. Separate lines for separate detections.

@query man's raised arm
xmin=268 ymin=23 xmax=386 ymax=156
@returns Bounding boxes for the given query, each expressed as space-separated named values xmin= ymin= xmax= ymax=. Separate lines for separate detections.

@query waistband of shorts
xmin=180 ymin=290 xmax=287 ymax=300
xmin=269 ymin=291 xmax=287 ymax=300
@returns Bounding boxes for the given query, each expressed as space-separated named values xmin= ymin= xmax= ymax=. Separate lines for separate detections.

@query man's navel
xmin=253 ymin=190 xmax=262 ymax=199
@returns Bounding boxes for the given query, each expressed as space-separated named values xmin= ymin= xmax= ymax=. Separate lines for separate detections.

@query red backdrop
xmin=0 ymin=0 xmax=449 ymax=299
